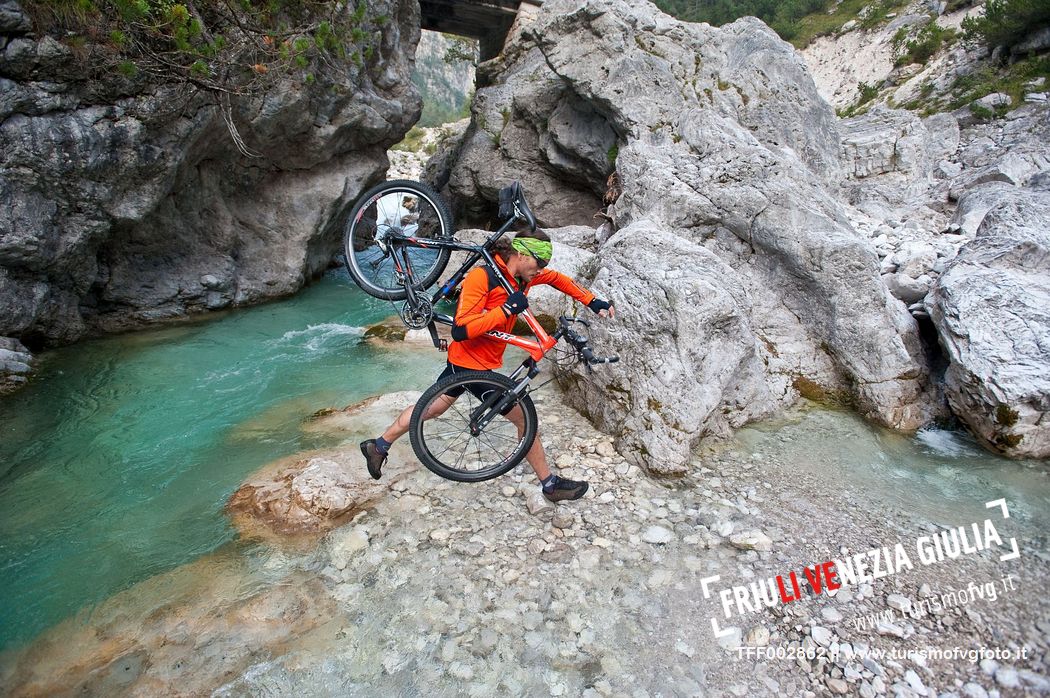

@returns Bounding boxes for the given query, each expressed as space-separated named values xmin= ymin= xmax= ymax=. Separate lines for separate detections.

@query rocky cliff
xmin=834 ymin=104 xmax=1050 ymax=460
xmin=442 ymin=0 xmax=1049 ymax=466
xmin=444 ymin=0 xmax=943 ymax=474
xmin=0 ymin=0 xmax=421 ymax=352
xmin=413 ymin=30 xmax=475 ymax=126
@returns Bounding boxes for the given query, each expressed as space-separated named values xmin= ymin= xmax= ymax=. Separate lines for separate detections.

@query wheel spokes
xmin=420 ymin=384 xmax=524 ymax=474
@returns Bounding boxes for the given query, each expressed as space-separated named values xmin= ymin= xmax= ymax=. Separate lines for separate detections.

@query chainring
xmin=400 ymin=296 xmax=434 ymax=329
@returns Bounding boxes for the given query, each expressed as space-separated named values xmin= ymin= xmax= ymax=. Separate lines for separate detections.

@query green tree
xmin=22 ymin=0 xmax=383 ymax=151
xmin=443 ymin=37 xmax=477 ymax=66
xmin=962 ymin=0 xmax=1050 ymax=53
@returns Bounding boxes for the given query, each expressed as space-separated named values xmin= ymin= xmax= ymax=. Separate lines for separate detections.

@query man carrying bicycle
xmin=361 ymin=229 xmax=615 ymax=502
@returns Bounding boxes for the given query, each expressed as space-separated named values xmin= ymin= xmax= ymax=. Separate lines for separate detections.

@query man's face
xmin=517 ymin=254 xmax=544 ymax=283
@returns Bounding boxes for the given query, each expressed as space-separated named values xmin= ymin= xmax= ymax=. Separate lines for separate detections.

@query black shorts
xmin=436 ymin=362 xmax=514 ymax=415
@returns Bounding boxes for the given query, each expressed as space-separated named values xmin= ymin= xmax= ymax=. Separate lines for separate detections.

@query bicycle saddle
xmin=498 ymin=181 xmax=537 ymax=231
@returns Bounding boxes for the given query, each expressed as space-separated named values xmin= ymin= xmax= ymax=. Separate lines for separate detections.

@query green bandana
xmin=511 ymin=237 xmax=552 ymax=266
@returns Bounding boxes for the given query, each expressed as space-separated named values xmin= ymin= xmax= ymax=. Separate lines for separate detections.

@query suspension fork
xmin=469 ymin=359 xmax=539 ymax=433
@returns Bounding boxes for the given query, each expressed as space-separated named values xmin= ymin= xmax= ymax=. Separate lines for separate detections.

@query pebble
xmin=821 ymin=607 xmax=843 ymax=623
xmin=1020 ymin=670 xmax=1050 ymax=691
xmin=826 ymin=677 xmax=848 ymax=694
xmin=577 ymin=547 xmax=601 ymax=569
xmin=745 ymin=626 xmax=770 ymax=647
xmin=904 ymin=669 xmax=926 ymax=695
xmin=552 ymin=511 xmax=575 ymax=529
xmin=502 ymin=486 xmax=517 ymax=497
xmin=528 ymin=539 xmax=547 ymax=555
xmin=962 ymin=683 xmax=988 ymax=698
xmin=526 ymin=492 xmax=554 ymax=515
xmin=716 ymin=627 xmax=742 ymax=651
xmin=641 ymin=525 xmax=674 ymax=544
xmin=728 ymin=530 xmax=772 ymax=551
xmin=331 ymin=528 xmax=370 ymax=570
xmin=862 ymin=657 xmax=883 ymax=676
xmin=479 ymin=628 xmax=499 ymax=650
xmin=994 ymin=667 xmax=1020 ymax=689
xmin=429 ymin=529 xmax=451 ymax=543
xmin=876 ymin=621 xmax=905 ymax=638
xmin=887 ymin=594 xmax=911 ymax=613
xmin=811 ymin=626 xmax=833 ymax=647
xmin=522 ymin=611 xmax=543 ymax=631
xmin=713 ymin=521 xmax=734 ymax=537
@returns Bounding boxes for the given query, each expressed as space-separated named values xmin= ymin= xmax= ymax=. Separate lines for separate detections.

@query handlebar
xmin=556 ymin=316 xmax=618 ymax=370
xmin=581 ymin=346 xmax=619 ymax=365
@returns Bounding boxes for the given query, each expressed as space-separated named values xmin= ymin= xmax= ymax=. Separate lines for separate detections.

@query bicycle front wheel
xmin=343 ymin=179 xmax=454 ymax=300
xmin=410 ymin=371 xmax=538 ymax=483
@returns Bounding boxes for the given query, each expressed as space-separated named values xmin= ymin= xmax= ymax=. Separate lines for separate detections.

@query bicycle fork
xmin=468 ymin=360 xmax=540 ymax=434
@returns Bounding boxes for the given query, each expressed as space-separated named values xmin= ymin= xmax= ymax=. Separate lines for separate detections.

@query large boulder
xmin=928 ymin=187 xmax=1050 ymax=458
xmin=557 ymin=223 xmax=785 ymax=474
xmin=447 ymin=0 xmax=939 ymax=474
xmin=227 ymin=392 xmax=421 ymax=538
xmin=0 ymin=0 xmax=421 ymax=348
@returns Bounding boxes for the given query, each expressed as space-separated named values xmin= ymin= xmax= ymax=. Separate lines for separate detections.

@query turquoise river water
xmin=0 ymin=270 xmax=445 ymax=651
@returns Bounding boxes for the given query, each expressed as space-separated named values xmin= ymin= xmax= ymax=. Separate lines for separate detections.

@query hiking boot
xmin=542 ymin=475 xmax=589 ymax=502
xmin=360 ymin=439 xmax=387 ymax=480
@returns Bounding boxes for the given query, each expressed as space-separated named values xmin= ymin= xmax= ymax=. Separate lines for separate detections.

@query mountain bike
xmin=343 ymin=179 xmax=617 ymax=482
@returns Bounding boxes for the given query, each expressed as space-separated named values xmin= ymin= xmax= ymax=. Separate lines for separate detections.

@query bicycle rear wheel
xmin=343 ymin=180 xmax=454 ymax=300
xmin=410 ymin=371 xmax=538 ymax=483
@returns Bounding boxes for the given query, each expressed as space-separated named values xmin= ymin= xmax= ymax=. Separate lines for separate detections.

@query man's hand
xmin=588 ymin=298 xmax=615 ymax=319
xmin=502 ymin=290 xmax=529 ymax=315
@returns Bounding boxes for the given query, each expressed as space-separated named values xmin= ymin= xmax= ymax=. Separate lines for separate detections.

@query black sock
xmin=541 ymin=474 xmax=558 ymax=492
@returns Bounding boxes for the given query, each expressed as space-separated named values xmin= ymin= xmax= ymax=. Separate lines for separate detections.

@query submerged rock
xmin=0 ymin=551 xmax=343 ymax=698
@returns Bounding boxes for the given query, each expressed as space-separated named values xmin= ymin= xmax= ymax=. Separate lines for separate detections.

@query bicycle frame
xmin=387 ymin=216 xmax=558 ymax=367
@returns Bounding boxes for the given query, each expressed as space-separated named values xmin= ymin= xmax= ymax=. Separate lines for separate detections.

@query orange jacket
xmin=447 ymin=255 xmax=595 ymax=370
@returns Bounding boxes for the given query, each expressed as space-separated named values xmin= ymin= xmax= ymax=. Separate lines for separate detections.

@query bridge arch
xmin=419 ymin=0 xmax=542 ymax=61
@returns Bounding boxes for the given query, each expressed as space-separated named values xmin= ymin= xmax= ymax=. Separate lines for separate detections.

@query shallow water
xmin=0 ymin=270 xmax=446 ymax=650
xmin=730 ymin=406 xmax=1050 ymax=535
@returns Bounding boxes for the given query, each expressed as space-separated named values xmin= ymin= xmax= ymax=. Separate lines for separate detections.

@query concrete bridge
xmin=419 ymin=0 xmax=542 ymax=61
